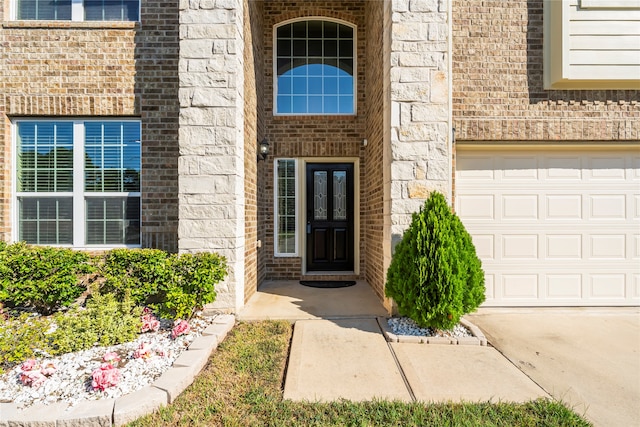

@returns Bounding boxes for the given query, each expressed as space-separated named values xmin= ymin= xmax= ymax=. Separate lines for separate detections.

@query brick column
xmin=178 ymin=0 xmax=245 ymax=311
xmin=383 ymin=0 xmax=452 ymax=311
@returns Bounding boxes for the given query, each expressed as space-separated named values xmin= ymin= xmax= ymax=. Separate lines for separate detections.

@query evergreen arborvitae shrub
xmin=385 ymin=191 xmax=485 ymax=330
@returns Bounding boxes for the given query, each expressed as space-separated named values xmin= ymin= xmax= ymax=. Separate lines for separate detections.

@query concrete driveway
xmin=467 ymin=308 xmax=640 ymax=427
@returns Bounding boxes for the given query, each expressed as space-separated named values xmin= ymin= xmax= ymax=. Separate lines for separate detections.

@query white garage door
xmin=455 ymin=146 xmax=640 ymax=306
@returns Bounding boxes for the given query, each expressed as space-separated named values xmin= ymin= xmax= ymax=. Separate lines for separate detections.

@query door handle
xmin=307 ymin=222 xmax=311 ymax=234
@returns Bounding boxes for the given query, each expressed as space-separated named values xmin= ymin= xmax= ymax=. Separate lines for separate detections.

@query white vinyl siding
xmin=456 ymin=146 xmax=640 ymax=307
xmin=544 ymin=0 xmax=640 ymax=88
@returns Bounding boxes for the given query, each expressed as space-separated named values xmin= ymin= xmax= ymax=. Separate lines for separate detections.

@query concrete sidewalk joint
xmin=0 ymin=314 xmax=236 ymax=427
xmin=376 ymin=317 xmax=488 ymax=346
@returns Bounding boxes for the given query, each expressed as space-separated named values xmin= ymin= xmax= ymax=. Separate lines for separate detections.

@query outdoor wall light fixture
xmin=258 ymin=138 xmax=269 ymax=161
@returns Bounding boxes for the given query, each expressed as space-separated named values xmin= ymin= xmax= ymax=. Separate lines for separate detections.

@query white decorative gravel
xmin=388 ymin=317 xmax=472 ymax=338
xmin=0 ymin=314 xmax=215 ymax=409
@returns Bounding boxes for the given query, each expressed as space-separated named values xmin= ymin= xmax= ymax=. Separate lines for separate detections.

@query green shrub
xmin=0 ymin=313 xmax=51 ymax=372
xmin=385 ymin=192 xmax=485 ymax=330
xmin=98 ymin=248 xmax=169 ymax=306
xmin=157 ymin=252 xmax=227 ymax=320
xmin=49 ymin=293 xmax=142 ymax=354
xmin=0 ymin=243 xmax=93 ymax=315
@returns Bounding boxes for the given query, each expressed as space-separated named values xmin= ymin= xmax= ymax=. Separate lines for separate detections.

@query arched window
xmin=274 ymin=19 xmax=356 ymax=115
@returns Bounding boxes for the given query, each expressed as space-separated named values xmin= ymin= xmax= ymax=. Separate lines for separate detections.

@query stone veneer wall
xmin=261 ymin=1 xmax=366 ymax=280
xmin=0 ymin=1 xmax=180 ymax=251
xmin=382 ymin=0 xmax=452 ymax=312
xmin=243 ymin=0 xmax=265 ymax=302
xmin=178 ymin=0 xmax=246 ymax=311
xmin=452 ymin=0 xmax=639 ymax=141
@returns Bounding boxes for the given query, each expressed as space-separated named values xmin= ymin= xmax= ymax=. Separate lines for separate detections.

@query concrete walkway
xmin=283 ymin=318 xmax=548 ymax=404
xmin=241 ymin=281 xmax=640 ymax=426
xmin=239 ymin=280 xmax=388 ymax=321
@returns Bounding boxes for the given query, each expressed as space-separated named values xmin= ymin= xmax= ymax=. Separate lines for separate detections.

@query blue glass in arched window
xmin=275 ymin=20 xmax=355 ymax=115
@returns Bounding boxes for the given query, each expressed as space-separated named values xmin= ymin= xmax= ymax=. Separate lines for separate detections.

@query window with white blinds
xmin=15 ymin=0 xmax=139 ymax=21
xmin=15 ymin=120 xmax=141 ymax=247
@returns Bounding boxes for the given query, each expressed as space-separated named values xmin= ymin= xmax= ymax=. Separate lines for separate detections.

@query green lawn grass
xmin=129 ymin=321 xmax=591 ymax=427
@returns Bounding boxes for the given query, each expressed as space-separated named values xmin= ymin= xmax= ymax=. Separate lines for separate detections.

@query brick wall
xmin=0 ymin=2 xmax=180 ymax=251
xmin=261 ymin=1 xmax=367 ymax=279
xmin=363 ymin=0 xmax=385 ymax=301
xmin=452 ymin=0 xmax=640 ymax=141
xmin=243 ymin=0 xmax=265 ymax=302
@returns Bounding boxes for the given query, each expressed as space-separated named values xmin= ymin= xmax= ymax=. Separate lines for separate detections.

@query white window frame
xmin=11 ymin=0 xmax=141 ymax=21
xmin=11 ymin=119 xmax=142 ymax=249
xmin=273 ymin=17 xmax=358 ymax=116
xmin=543 ymin=0 xmax=640 ymax=89
xmin=273 ymin=158 xmax=299 ymax=257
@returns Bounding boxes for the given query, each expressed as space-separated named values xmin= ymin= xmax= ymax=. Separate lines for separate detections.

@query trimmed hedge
xmin=0 ymin=243 xmax=227 ymax=320
xmin=97 ymin=249 xmax=227 ymax=320
xmin=0 ymin=242 xmax=93 ymax=315
xmin=385 ymin=192 xmax=485 ymax=330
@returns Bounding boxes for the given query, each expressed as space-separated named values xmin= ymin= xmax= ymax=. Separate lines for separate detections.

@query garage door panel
xmin=503 ymin=195 xmax=539 ymax=219
xmin=457 ymin=194 xmax=494 ymax=219
xmin=502 ymin=156 xmax=539 ymax=180
xmin=546 ymin=195 xmax=583 ymax=219
xmin=456 ymin=155 xmax=495 ymax=178
xmin=471 ymin=234 xmax=495 ymax=259
xmin=502 ymin=274 xmax=539 ymax=299
xmin=590 ymin=275 xmax=626 ymax=299
xmin=589 ymin=156 xmax=627 ymax=180
xmin=633 ymin=157 xmax=640 ymax=180
xmin=484 ymin=274 xmax=495 ymax=300
xmin=590 ymin=194 xmax=627 ymax=219
xmin=545 ymin=156 xmax=582 ymax=180
xmin=546 ymin=234 xmax=582 ymax=259
xmin=547 ymin=274 xmax=582 ymax=299
xmin=502 ymin=235 xmax=538 ymax=259
xmin=590 ymin=235 xmax=626 ymax=259
xmin=456 ymin=146 xmax=639 ymax=306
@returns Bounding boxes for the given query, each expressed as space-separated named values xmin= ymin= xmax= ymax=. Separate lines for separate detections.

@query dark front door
xmin=306 ymin=163 xmax=354 ymax=272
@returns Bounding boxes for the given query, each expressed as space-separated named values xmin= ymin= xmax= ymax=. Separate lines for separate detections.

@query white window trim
xmin=273 ymin=158 xmax=299 ymax=257
xmin=543 ymin=0 xmax=640 ymax=89
xmin=11 ymin=119 xmax=142 ymax=249
xmin=10 ymin=0 xmax=141 ymax=21
xmin=581 ymin=0 xmax=640 ymax=8
xmin=273 ymin=17 xmax=358 ymax=116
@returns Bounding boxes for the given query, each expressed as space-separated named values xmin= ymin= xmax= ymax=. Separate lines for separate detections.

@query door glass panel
xmin=314 ymin=171 xmax=327 ymax=220
xmin=333 ymin=171 xmax=347 ymax=220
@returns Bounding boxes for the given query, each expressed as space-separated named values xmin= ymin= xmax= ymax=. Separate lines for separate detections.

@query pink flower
xmin=40 ymin=362 xmax=56 ymax=377
xmin=171 ymin=319 xmax=190 ymax=339
xmin=20 ymin=370 xmax=46 ymax=388
xmin=20 ymin=359 xmax=37 ymax=372
xmin=91 ymin=363 xmax=120 ymax=391
xmin=133 ymin=342 xmax=154 ymax=360
xmin=103 ymin=351 xmax=121 ymax=364
xmin=141 ymin=311 xmax=160 ymax=333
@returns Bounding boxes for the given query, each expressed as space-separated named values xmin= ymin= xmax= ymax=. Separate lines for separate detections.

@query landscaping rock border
xmin=377 ymin=317 xmax=488 ymax=346
xmin=0 ymin=314 xmax=235 ymax=427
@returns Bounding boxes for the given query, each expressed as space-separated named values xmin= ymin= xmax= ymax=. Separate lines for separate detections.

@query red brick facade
xmin=452 ymin=0 xmax=639 ymax=142
xmin=0 ymin=5 xmax=180 ymax=251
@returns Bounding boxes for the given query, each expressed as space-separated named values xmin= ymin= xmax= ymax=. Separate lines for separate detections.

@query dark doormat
xmin=299 ymin=280 xmax=357 ymax=288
